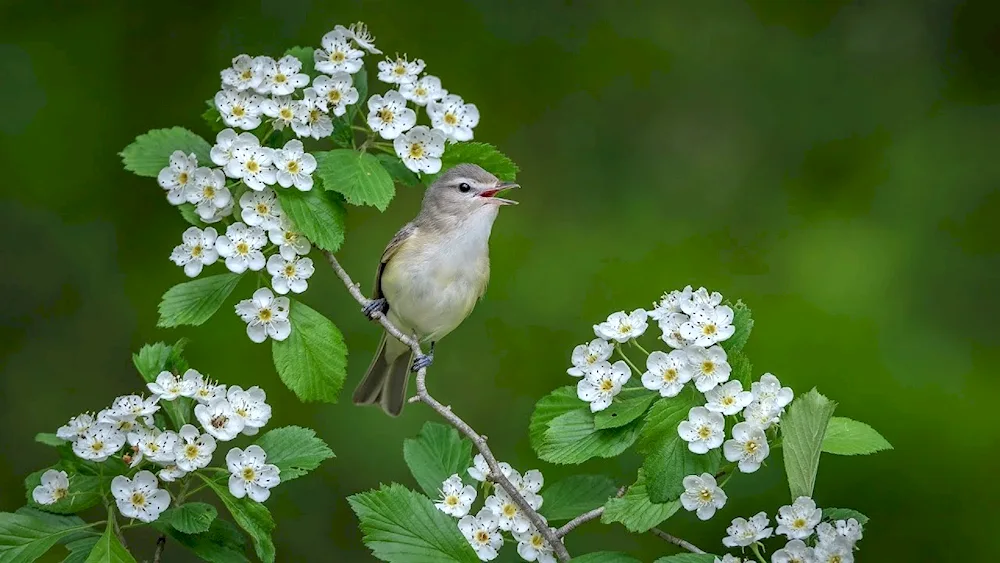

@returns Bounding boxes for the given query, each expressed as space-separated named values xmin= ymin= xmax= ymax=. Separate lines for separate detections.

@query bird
xmin=352 ymin=163 xmax=519 ymax=416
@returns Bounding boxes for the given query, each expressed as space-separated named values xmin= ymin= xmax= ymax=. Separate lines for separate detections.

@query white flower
xmin=227 ymin=385 xmax=272 ymax=435
xmin=129 ymin=428 xmax=179 ymax=465
xmin=658 ymin=313 xmax=694 ymax=349
xmin=428 ymin=94 xmax=480 ymax=142
xmin=775 ymin=497 xmax=823 ymax=540
xmin=183 ymin=369 xmax=226 ymax=404
xmin=377 ymin=54 xmax=425 ymax=84
xmin=226 ymin=138 xmax=276 ymax=190
xmin=147 ymin=371 xmax=195 ymax=400
xmin=367 ymin=90 xmax=416 ymax=140
xmin=400 ymin=74 xmax=447 ymax=106
xmin=158 ymin=464 xmax=188 ymax=483
xmin=215 ymin=87 xmax=263 ymax=130
xmin=111 ymin=471 xmax=170 ymax=523
xmin=185 ymin=167 xmax=232 ymax=220
xmin=57 ymin=413 xmax=94 ymax=440
xmin=723 ymin=512 xmax=773 ymax=547
xmin=239 ymin=188 xmax=283 ymax=229
xmin=269 ymin=218 xmax=311 ymax=260
xmin=594 ymin=309 xmax=648 ymax=342
xmin=518 ymin=469 xmax=544 ymax=496
xmin=157 ymin=151 xmax=197 ymax=205
xmin=458 ymin=509 xmax=503 ymax=561
xmin=835 ymin=518 xmax=863 ymax=544
xmin=681 ymin=287 xmax=724 ymax=313
xmin=273 ymin=140 xmax=317 ymax=191
xmin=170 ymin=226 xmax=219 ymax=277
xmin=393 ymin=126 xmax=446 ymax=173
xmin=567 ymin=339 xmax=614 ymax=377
xmin=95 ymin=409 xmax=145 ymax=434
xmin=266 ymin=254 xmax=314 ymax=294
xmin=483 ymin=491 xmax=527 ymax=530
xmin=743 ymin=400 xmax=782 ymax=430
xmin=813 ymin=537 xmax=854 ymax=563
xmin=649 ymin=286 xmax=693 ymax=321
xmin=174 ymin=424 xmax=217 ymax=471
xmin=752 ymin=373 xmax=794 ymax=410
xmin=513 ymin=524 xmax=558 ymax=563
xmin=291 ymin=88 xmax=334 ymax=139
xmin=685 ymin=345 xmax=731 ymax=392
xmin=315 ymin=29 xmax=364 ymax=75
xmin=681 ymin=304 xmax=736 ymax=347
xmin=641 ymin=349 xmax=692 ymax=397
xmin=194 ymin=398 xmax=245 ymax=441
xmin=227 ymin=445 xmax=280 ymax=502
xmin=677 ymin=406 xmax=725 ymax=454
xmin=217 ymin=222 xmax=267 ymax=273
xmin=435 ymin=474 xmax=477 ymax=517
xmin=715 ymin=556 xmax=746 ymax=563
xmin=773 ymin=539 xmax=815 ymax=563
xmin=256 ymin=55 xmax=309 ymax=96
xmin=109 ymin=394 xmax=161 ymax=418
xmin=337 ymin=22 xmax=381 ymax=54
xmin=723 ymin=422 xmax=770 ymax=473
xmin=467 ymin=454 xmax=513 ymax=483
xmin=260 ymin=95 xmax=298 ymax=130
xmin=32 ymin=470 xmax=69 ymax=505
xmin=576 ymin=360 xmax=631 ymax=412
xmin=680 ymin=473 xmax=727 ymax=521
xmin=235 ymin=287 xmax=291 ymax=343
xmin=311 ymin=73 xmax=359 ymax=117
xmin=705 ymin=380 xmax=754 ymax=415
xmin=220 ymin=54 xmax=267 ymax=91
xmin=210 ymin=129 xmax=259 ymax=170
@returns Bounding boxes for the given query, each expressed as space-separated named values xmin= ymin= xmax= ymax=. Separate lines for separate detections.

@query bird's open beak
xmin=479 ymin=181 xmax=519 ymax=205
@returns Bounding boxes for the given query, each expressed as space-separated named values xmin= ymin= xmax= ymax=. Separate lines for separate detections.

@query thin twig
xmin=153 ymin=535 xmax=166 ymax=563
xmin=324 ymin=251 xmax=571 ymax=562
xmin=650 ymin=527 xmax=706 ymax=554
xmin=555 ymin=487 xmax=626 ymax=538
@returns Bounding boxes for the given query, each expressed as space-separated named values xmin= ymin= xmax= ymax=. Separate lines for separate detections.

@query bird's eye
xmin=458 ymin=182 xmax=471 ymax=193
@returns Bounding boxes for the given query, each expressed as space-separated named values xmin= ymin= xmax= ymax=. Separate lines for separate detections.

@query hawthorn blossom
xmin=256 ymin=55 xmax=309 ymax=96
xmin=576 ymin=360 xmax=630 ymax=412
xmin=311 ymin=73 xmax=359 ymax=116
xmin=681 ymin=287 xmax=725 ymax=313
xmin=220 ymin=54 xmax=266 ymax=91
xmin=235 ymin=287 xmax=291 ymax=343
xmin=147 ymin=371 xmax=194 ymax=401
xmin=217 ymin=222 xmax=267 ymax=273
xmin=513 ymin=524 xmax=558 ymax=563
xmin=291 ymin=88 xmax=334 ymax=139
xmin=185 ymin=167 xmax=231 ymax=221
xmin=594 ymin=309 xmax=648 ymax=342
xmin=459 ymin=509 xmax=503 ymax=561
xmin=315 ymin=29 xmax=364 ymax=75
xmin=776 ymin=497 xmax=823 ymax=540
xmin=227 ymin=385 xmax=272 ymax=435
xmin=567 ymin=339 xmax=614 ymax=377
xmin=723 ymin=512 xmax=773 ymax=547
xmin=32 ymin=470 xmax=69 ymax=505
xmin=723 ymin=422 xmax=770 ymax=473
xmin=56 ymin=413 xmax=94 ymax=441
xmin=649 ymin=286 xmax=693 ymax=321
xmin=183 ymin=369 xmax=226 ymax=404
xmin=157 ymin=151 xmax=197 ymax=205
xmin=158 ymin=464 xmax=187 ymax=483
xmin=111 ymin=471 xmax=170 ymax=523
xmin=813 ymin=537 xmax=854 ymax=563
xmin=467 ymin=454 xmax=513 ymax=483
xmin=680 ymin=473 xmax=727 ymax=521
xmin=658 ymin=313 xmax=694 ymax=349
xmin=377 ymin=54 xmax=425 ymax=84
xmin=686 ymin=345 xmax=731 ymax=392
xmin=273 ymin=139 xmax=317 ymax=190
xmin=743 ymin=400 xmax=782 ymax=430
xmin=239 ymin=188 xmax=283 ymax=229
xmin=268 ymin=217 xmax=312 ymax=260
xmin=677 ymin=406 xmax=725 ymax=454
xmin=394 ymin=126 xmax=446 ymax=174
xmin=337 ymin=22 xmax=381 ymax=54
xmin=174 ymin=424 xmax=216 ymax=471
xmin=170 ymin=226 xmax=219 ymax=277
xmin=128 ymin=428 xmax=179 ymax=465
xmin=641 ymin=349 xmax=692 ymax=397
xmin=705 ymin=380 xmax=754 ymax=415
xmin=835 ymin=518 xmax=863 ymax=544
xmin=226 ymin=138 xmax=276 ymax=190
xmin=772 ymin=539 xmax=815 ymax=563
xmin=681 ymin=304 xmax=736 ymax=347
xmin=266 ymin=254 xmax=314 ymax=295
xmin=367 ymin=90 xmax=416 ymax=140
xmin=435 ymin=474 xmax=477 ymax=517
xmin=260 ymin=95 xmax=298 ymax=130
xmin=400 ymin=75 xmax=447 ymax=106
xmin=752 ymin=373 xmax=794 ymax=410
xmin=210 ymin=129 xmax=259 ymax=170
xmin=428 ymin=94 xmax=480 ymax=142
xmin=215 ymin=87 xmax=263 ymax=130
xmin=227 ymin=445 xmax=280 ymax=502
xmin=194 ymin=398 xmax=245 ymax=441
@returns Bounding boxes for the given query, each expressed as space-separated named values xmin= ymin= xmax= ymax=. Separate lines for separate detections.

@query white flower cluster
xmin=714 ymin=497 xmax=864 ymax=563
xmin=39 ymin=368 xmax=281 ymax=520
xmin=433 ymin=455 xmax=557 ymax=562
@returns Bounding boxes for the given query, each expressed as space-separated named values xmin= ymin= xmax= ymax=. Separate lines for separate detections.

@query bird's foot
xmin=362 ymin=298 xmax=388 ymax=320
xmin=412 ymin=344 xmax=435 ymax=372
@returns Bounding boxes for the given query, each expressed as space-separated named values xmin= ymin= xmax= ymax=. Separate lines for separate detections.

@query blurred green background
xmin=2 ymin=0 xmax=998 ymax=560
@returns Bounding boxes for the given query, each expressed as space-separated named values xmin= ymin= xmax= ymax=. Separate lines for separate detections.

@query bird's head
xmin=420 ymin=163 xmax=518 ymax=224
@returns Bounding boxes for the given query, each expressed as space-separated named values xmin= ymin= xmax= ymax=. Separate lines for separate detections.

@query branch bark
xmin=153 ymin=535 xmax=166 ymax=563
xmin=324 ymin=251 xmax=571 ymax=562
xmin=650 ymin=527 xmax=706 ymax=554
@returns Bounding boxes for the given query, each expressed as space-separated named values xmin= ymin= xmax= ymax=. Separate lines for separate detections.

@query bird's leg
xmin=362 ymin=297 xmax=388 ymax=319
xmin=412 ymin=342 xmax=435 ymax=372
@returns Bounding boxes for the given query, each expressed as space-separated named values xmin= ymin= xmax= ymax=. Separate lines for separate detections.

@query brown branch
xmin=324 ymin=251 xmax=571 ymax=562
xmin=650 ymin=527 xmax=705 ymax=554
xmin=555 ymin=487 xmax=626 ymax=538
xmin=153 ymin=534 xmax=166 ymax=563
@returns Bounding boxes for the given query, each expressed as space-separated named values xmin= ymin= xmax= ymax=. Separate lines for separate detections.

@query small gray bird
xmin=352 ymin=163 xmax=519 ymax=416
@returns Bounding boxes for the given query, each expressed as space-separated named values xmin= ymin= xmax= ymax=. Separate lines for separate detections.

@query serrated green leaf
xmin=161 ymin=502 xmax=217 ymax=534
xmin=157 ymin=273 xmax=243 ymax=328
xmin=821 ymin=508 xmax=869 ymax=526
xmin=199 ymin=475 xmax=275 ymax=563
xmin=424 ymin=142 xmax=518 ymax=184
xmin=120 ymin=127 xmax=211 ymax=177
xmin=201 ymin=100 xmax=225 ymax=134
xmin=403 ymin=423 xmax=474 ymax=498
xmin=594 ymin=393 xmax=658 ymax=430
xmin=571 ymin=552 xmax=642 ymax=563
xmin=82 ymin=523 xmax=136 ymax=563
xmin=178 ymin=203 xmax=207 ymax=227
xmin=155 ymin=519 xmax=249 ymax=563
xmin=316 ymin=150 xmax=395 ymax=211
xmin=601 ymin=470 xmax=678 ymax=533
xmin=730 ymin=351 xmax=753 ymax=390
xmin=35 ymin=434 xmax=65 ymax=447
xmin=821 ymin=417 xmax=892 ymax=456
xmin=132 ymin=342 xmax=172 ymax=382
xmin=721 ymin=300 xmax=753 ymax=354
xmin=274 ymin=188 xmax=347 ymax=252
xmin=529 ymin=386 xmax=583 ymax=454
xmin=63 ymin=537 xmax=99 ymax=563
xmin=653 ymin=555 xmax=717 ymax=563
xmin=271 ymin=300 xmax=348 ymax=403
xmin=782 ymin=388 xmax=837 ymax=499
xmin=376 ymin=154 xmax=421 ymax=187
xmin=24 ymin=467 xmax=103 ymax=514
xmin=283 ymin=46 xmax=315 ymax=76
xmin=254 ymin=426 xmax=335 ymax=482
xmin=0 ymin=511 xmax=95 ymax=563
xmin=538 ymin=475 xmax=618 ymax=522
xmin=638 ymin=392 xmax=720 ymax=503
xmin=539 ymin=410 xmax=640 ymax=465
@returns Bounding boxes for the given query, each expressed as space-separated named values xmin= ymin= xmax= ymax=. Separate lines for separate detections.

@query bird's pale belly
xmin=381 ymin=259 xmax=484 ymax=343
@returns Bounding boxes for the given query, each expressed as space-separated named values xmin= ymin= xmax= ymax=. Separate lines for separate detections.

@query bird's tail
xmin=352 ymin=332 xmax=413 ymax=416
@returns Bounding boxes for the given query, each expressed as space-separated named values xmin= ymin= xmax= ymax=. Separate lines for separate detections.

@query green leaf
xmin=594 ymin=393 xmax=658 ymax=430
xmin=0 ymin=511 xmax=94 ymax=563
xmin=538 ymin=475 xmax=618 ymax=522
xmin=403 ymin=423 xmax=474 ymax=498
xmin=201 ymin=100 xmax=225 ymax=134
xmin=653 ymin=555 xmax=718 ymax=563
xmin=199 ymin=475 xmax=275 ymax=563
xmin=529 ymin=386 xmax=581 ymax=454
xmin=376 ymin=154 xmax=421 ymax=187
xmin=271 ymin=300 xmax=348 ymax=403
xmin=729 ymin=351 xmax=753 ymax=390
xmin=316 ymin=150 xmax=395 ymax=211
xmin=425 ymin=142 xmax=518 ymax=184
xmin=601 ymin=470 xmax=679 ymax=533
xmin=157 ymin=273 xmax=243 ymax=328
xmin=821 ymin=417 xmax=892 ymax=456
xmin=720 ymin=300 xmax=753 ymax=354
xmin=348 ymin=484 xmax=479 ymax=563
xmin=538 ymin=410 xmax=640 ymax=464
xmin=82 ymin=524 xmax=136 ymax=563
xmin=274 ymin=188 xmax=347 ymax=252
xmin=571 ymin=552 xmax=643 ymax=563
xmin=24 ymin=467 xmax=103 ymax=514
xmin=161 ymin=502 xmax=217 ymax=534
xmin=178 ymin=203 xmax=207 ymax=227
xmin=638 ymin=392 xmax=720 ymax=503
xmin=283 ymin=46 xmax=315 ymax=77
xmin=254 ymin=426 xmax=335 ymax=482
xmin=155 ymin=519 xmax=249 ymax=563
xmin=63 ymin=537 xmax=99 ymax=563
xmin=782 ymin=388 xmax=837 ymax=499
xmin=35 ymin=433 xmax=65 ymax=447
xmin=120 ymin=127 xmax=211 ymax=177
xmin=822 ymin=508 xmax=869 ymax=526
xmin=132 ymin=342 xmax=172 ymax=382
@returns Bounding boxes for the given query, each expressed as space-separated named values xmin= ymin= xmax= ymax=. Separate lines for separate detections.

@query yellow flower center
xmin=287 ymin=160 xmax=300 ymax=173
xmin=91 ymin=441 xmax=104 ymax=452
xmin=830 ymin=557 xmax=842 ymax=563
xmin=185 ymin=445 xmax=199 ymax=459
xmin=377 ymin=108 xmax=394 ymax=123
xmin=586 ymin=353 xmax=598 ymax=364
xmin=211 ymin=415 xmax=228 ymax=429
xmin=283 ymin=232 xmax=297 ymax=243
xmin=191 ymin=244 xmax=203 ymax=257
xmin=256 ymin=203 xmax=269 ymax=214
xmin=131 ymin=492 xmax=146 ymax=506
xmin=619 ymin=324 xmax=631 ymax=334
xmin=235 ymin=407 xmax=247 ymax=417
xmin=242 ymin=467 xmax=256 ymax=481
xmin=531 ymin=535 xmax=544 ymax=548
xmin=502 ymin=503 xmax=517 ymax=518
xmin=258 ymin=308 xmax=272 ymax=322
xmin=703 ymin=324 xmax=717 ymax=336
xmin=415 ymin=87 xmax=427 ymax=97
xmin=203 ymin=186 xmax=215 ymax=198
xmin=235 ymin=242 xmax=249 ymax=255
xmin=328 ymin=90 xmax=341 ymax=103
xmin=702 ymin=361 xmax=715 ymax=374
xmin=744 ymin=440 xmax=759 ymax=453
xmin=408 ymin=143 xmax=424 ymax=158
xmin=721 ymin=396 xmax=734 ymax=406
xmin=283 ymin=264 xmax=297 ymax=277
xmin=279 ymin=107 xmax=293 ymax=120
xmin=793 ymin=517 xmax=807 ymax=528
xmin=663 ymin=369 xmax=677 ymax=382
xmin=444 ymin=112 xmax=458 ymax=125
xmin=331 ymin=51 xmax=345 ymax=63
xmin=53 ymin=488 xmax=67 ymax=501
xmin=274 ymin=73 xmax=286 ymax=83
xmin=394 ymin=64 xmax=406 ymax=75
xmin=232 ymin=106 xmax=246 ymax=117
xmin=697 ymin=426 xmax=712 ymax=439
xmin=246 ymin=160 xmax=259 ymax=173
xmin=241 ymin=69 xmax=253 ymax=80
xmin=178 ymin=172 xmax=189 ymax=184
xmin=599 ymin=379 xmax=615 ymax=392
xmin=309 ymin=109 xmax=322 ymax=123
xmin=474 ymin=530 xmax=489 ymax=544
xmin=698 ymin=488 xmax=713 ymax=502
xmin=445 ymin=495 xmax=458 ymax=506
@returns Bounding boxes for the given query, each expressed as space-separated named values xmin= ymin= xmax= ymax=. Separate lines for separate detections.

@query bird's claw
xmin=412 ymin=352 xmax=434 ymax=372
xmin=362 ymin=298 xmax=388 ymax=320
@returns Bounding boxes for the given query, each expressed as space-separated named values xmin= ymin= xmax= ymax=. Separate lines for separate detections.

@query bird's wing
xmin=373 ymin=222 xmax=418 ymax=300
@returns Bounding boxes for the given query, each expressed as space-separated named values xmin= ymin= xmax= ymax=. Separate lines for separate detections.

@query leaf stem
xmin=750 ymin=543 xmax=768 ymax=563
xmin=630 ymin=339 xmax=651 ymax=356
